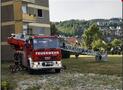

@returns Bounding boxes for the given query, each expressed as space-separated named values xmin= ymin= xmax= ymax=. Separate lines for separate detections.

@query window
xmin=33 ymin=29 xmax=44 ymax=35
xmin=23 ymin=24 xmax=28 ymax=34
xmin=37 ymin=9 xmax=42 ymax=17
xmin=33 ymin=38 xmax=59 ymax=49
xmin=28 ymin=29 xmax=33 ymax=35
xmin=22 ymin=5 xmax=27 ymax=13
xmin=23 ymin=24 xmax=28 ymax=30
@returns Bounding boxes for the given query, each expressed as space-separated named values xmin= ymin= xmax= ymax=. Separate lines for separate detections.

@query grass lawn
xmin=1 ymin=55 xmax=122 ymax=89
xmin=1 ymin=55 xmax=122 ymax=79
xmin=62 ymin=55 xmax=122 ymax=76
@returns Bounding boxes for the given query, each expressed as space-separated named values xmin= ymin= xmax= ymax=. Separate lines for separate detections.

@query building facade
xmin=1 ymin=0 xmax=50 ymax=60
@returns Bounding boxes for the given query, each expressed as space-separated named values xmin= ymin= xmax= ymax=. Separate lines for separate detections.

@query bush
xmin=1 ymin=80 xmax=13 ymax=90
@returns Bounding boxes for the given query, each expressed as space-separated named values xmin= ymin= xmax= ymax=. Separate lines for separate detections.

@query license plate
xmin=45 ymin=62 xmax=53 ymax=66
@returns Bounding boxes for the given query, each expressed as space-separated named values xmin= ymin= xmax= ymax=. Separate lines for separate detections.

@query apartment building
xmin=1 ymin=0 xmax=50 ymax=60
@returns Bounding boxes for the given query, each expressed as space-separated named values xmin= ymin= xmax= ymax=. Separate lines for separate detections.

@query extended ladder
xmin=61 ymin=44 xmax=97 ymax=56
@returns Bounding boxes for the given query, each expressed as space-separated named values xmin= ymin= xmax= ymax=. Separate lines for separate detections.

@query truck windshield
xmin=33 ymin=38 xmax=59 ymax=49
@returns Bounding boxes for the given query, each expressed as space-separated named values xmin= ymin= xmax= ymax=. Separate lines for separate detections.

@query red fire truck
xmin=8 ymin=33 xmax=62 ymax=73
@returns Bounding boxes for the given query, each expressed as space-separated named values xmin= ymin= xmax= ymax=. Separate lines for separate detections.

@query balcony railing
xmin=23 ymin=13 xmax=36 ymax=22
xmin=22 ymin=0 xmax=35 ymax=3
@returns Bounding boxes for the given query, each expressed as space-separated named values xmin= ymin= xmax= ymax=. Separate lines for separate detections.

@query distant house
xmin=66 ymin=37 xmax=78 ymax=45
xmin=96 ymin=18 xmax=122 ymax=42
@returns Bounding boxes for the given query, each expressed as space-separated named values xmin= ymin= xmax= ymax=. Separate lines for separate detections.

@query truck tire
xmin=27 ymin=60 xmax=34 ymax=74
xmin=55 ymin=69 xmax=61 ymax=73
xmin=14 ymin=52 xmax=23 ymax=65
xmin=14 ymin=53 xmax=19 ymax=60
xmin=28 ymin=68 xmax=34 ymax=74
xmin=61 ymin=50 xmax=70 ymax=59
xmin=9 ymin=65 xmax=16 ymax=73
xmin=66 ymin=52 xmax=70 ymax=58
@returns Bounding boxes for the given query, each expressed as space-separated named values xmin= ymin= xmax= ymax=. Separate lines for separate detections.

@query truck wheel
xmin=14 ymin=53 xmax=18 ymax=60
xmin=27 ymin=60 xmax=34 ymax=74
xmin=28 ymin=69 xmax=34 ymax=74
xmin=9 ymin=65 xmax=16 ymax=73
xmin=55 ymin=69 xmax=61 ymax=73
xmin=61 ymin=50 xmax=70 ymax=58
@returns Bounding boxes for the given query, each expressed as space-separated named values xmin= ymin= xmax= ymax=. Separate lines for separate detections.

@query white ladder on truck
xmin=61 ymin=44 xmax=97 ymax=55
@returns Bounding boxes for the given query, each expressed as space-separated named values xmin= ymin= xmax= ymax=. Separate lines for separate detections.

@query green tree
xmin=111 ymin=39 xmax=122 ymax=54
xmin=106 ymin=43 xmax=112 ymax=52
xmin=111 ymin=39 xmax=122 ymax=47
xmin=82 ymin=23 xmax=102 ymax=49
xmin=50 ymin=22 xmax=58 ymax=35
xmin=92 ymin=39 xmax=107 ymax=51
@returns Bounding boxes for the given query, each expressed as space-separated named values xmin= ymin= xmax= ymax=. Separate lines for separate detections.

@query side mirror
xmin=10 ymin=33 xmax=15 ymax=38
xmin=25 ymin=40 xmax=30 ymax=48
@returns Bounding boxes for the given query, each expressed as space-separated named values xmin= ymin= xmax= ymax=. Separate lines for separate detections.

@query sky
xmin=49 ymin=0 xmax=122 ymax=22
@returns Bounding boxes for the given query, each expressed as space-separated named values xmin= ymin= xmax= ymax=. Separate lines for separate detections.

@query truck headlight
xmin=57 ymin=61 xmax=61 ymax=64
xmin=34 ymin=62 xmax=38 ymax=65
xmin=57 ymin=61 xmax=61 ymax=66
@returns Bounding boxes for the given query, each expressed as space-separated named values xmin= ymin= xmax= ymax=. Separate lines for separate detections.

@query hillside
xmin=55 ymin=20 xmax=90 ymax=36
xmin=54 ymin=18 xmax=122 ymax=36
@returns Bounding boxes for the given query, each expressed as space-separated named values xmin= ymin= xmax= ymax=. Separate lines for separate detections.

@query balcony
xmin=22 ymin=0 xmax=35 ymax=3
xmin=23 ymin=13 xmax=36 ymax=22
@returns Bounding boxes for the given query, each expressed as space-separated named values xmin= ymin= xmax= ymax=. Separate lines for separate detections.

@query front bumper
xmin=29 ymin=59 xmax=62 ymax=69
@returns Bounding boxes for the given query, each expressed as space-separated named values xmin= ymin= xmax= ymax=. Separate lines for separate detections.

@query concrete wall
xmin=1 ymin=0 xmax=13 ymax=2
xmin=1 ymin=5 xmax=14 ymax=22
xmin=1 ymin=0 xmax=50 ymax=61
xmin=1 ymin=45 xmax=14 ymax=61
xmin=35 ymin=0 xmax=49 ymax=7
xmin=1 ymin=25 xmax=15 ymax=42
xmin=30 ymin=26 xmax=50 ymax=35
xmin=36 ymin=10 xmax=50 ymax=24
xmin=28 ymin=7 xmax=50 ymax=24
